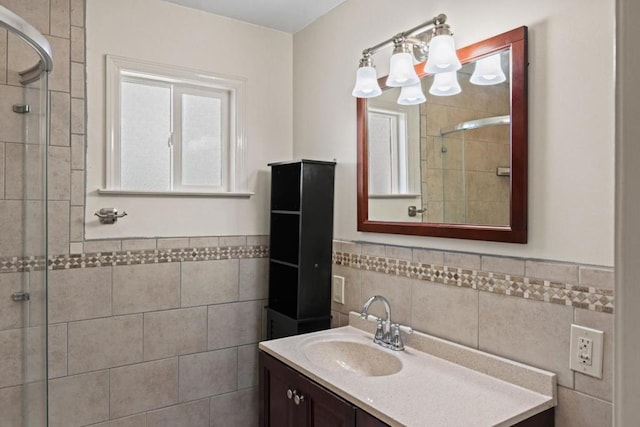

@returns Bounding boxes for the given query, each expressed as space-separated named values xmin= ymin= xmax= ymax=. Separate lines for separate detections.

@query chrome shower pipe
xmin=0 ymin=5 xmax=53 ymax=76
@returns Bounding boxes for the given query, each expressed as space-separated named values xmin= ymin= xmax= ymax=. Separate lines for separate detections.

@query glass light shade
xmin=470 ymin=53 xmax=506 ymax=85
xmin=386 ymin=52 xmax=420 ymax=87
xmin=429 ymin=71 xmax=461 ymax=96
xmin=424 ymin=34 xmax=462 ymax=74
xmin=352 ymin=66 xmax=382 ymax=98
xmin=397 ymin=83 xmax=426 ymax=105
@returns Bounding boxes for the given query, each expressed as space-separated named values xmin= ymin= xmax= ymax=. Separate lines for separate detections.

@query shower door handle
xmin=11 ymin=292 xmax=30 ymax=302
xmin=408 ymin=206 xmax=427 ymax=217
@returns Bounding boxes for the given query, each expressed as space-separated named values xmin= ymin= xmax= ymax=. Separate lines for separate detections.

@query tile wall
xmin=331 ymin=240 xmax=614 ymax=427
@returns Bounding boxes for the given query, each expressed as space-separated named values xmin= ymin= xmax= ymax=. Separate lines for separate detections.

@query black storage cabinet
xmin=267 ymin=159 xmax=336 ymax=340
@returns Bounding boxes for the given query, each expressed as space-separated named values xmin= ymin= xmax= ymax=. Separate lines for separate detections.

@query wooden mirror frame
xmin=357 ymin=26 xmax=528 ymax=243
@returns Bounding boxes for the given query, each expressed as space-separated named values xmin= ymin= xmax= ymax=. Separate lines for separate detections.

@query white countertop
xmin=259 ymin=316 xmax=556 ymax=427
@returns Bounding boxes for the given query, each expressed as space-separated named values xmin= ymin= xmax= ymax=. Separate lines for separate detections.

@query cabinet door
xmin=260 ymin=352 xmax=306 ymax=427
xmin=299 ymin=375 xmax=355 ymax=427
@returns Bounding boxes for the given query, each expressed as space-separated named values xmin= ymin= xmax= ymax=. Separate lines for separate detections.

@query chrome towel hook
xmin=95 ymin=208 xmax=127 ymax=224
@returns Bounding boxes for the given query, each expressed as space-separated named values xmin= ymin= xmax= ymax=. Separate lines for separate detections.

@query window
xmin=368 ymin=108 xmax=409 ymax=195
xmin=106 ymin=56 xmax=246 ymax=193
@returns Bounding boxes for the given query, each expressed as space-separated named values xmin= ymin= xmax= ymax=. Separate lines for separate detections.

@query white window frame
xmin=368 ymin=107 xmax=409 ymax=195
xmin=105 ymin=55 xmax=247 ymax=193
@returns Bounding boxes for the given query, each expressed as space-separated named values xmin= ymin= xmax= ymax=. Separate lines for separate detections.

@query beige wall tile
xmin=481 ymin=255 xmax=525 ymax=276
xmin=48 ymin=266 xmax=111 ymax=323
xmin=50 ymin=0 xmax=70 ymax=37
xmin=0 ymin=29 xmax=7 ymax=84
xmin=46 ymin=36 xmax=70 ymax=93
xmin=71 ymin=134 xmax=85 ymax=169
xmin=110 ymin=358 xmax=179 ymax=419
xmin=412 ymin=248 xmax=444 ymax=266
xmin=26 ymin=325 xmax=46 ymax=383
xmin=70 ymin=25 xmax=84 ymax=62
xmin=69 ymin=242 xmax=83 ymax=253
xmin=49 ymin=370 xmax=109 ymax=427
xmin=0 ymin=0 xmax=49 ymax=34
xmin=147 ymin=398 xmax=209 ymax=427
xmin=330 ymin=264 xmax=362 ymax=315
xmin=48 ymin=146 xmax=71 ymax=200
xmin=181 ymin=259 xmax=238 ymax=307
xmin=27 ymin=270 xmax=46 ymax=326
xmin=7 ymin=32 xmax=39 ymax=86
xmin=360 ymin=270 xmax=412 ymax=325
xmin=220 ymin=235 xmax=247 ymax=246
xmin=83 ymin=239 xmax=121 ymax=253
xmin=525 ymin=260 xmax=579 ymax=283
xmin=92 ymin=414 xmax=147 ymax=427
xmin=209 ymin=388 xmax=258 ymax=427
xmin=70 ymin=0 xmax=84 ymax=27
xmin=48 ymin=200 xmax=70 ymax=255
xmin=48 ymin=323 xmax=67 ymax=379
xmin=239 ymin=258 xmax=268 ymax=301
xmin=5 ymin=142 xmax=47 ymax=200
xmin=157 ymin=237 xmax=189 ymax=249
xmin=71 ymin=98 xmax=85 ymax=134
xmin=189 ymin=236 xmax=219 ymax=248
xmin=385 ymin=245 xmax=412 ymax=260
xmin=71 ymin=169 xmax=83 ymax=206
xmin=0 ymin=385 xmax=22 ymax=426
xmin=0 ymin=201 xmax=22 ymax=256
xmin=179 ymin=348 xmax=237 ymax=402
xmin=207 ymin=300 xmax=262 ymax=350
xmin=331 ymin=310 xmax=340 ymax=328
xmin=361 ymin=243 xmax=385 ymax=257
xmin=579 ymin=266 xmax=614 ymax=290
xmin=340 ymin=241 xmax=361 ymax=254
xmin=444 ymin=252 xmax=481 ymax=270
xmin=0 ymin=142 xmax=4 ymax=198
xmin=412 ymin=281 xmax=479 ymax=347
xmin=0 ymin=328 xmax=23 ymax=387
xmin=50 ymin=91 xmax=70 ymax=146
xmin=69 ymin=205 xmax=84 ymax=242
xmin=68 ymin=314 xmax=143 ymax=374
xmin=113 ymin=263 xmax=180 ymax=315
xmin=144 ymin=307 xmax=207 ymax=360
xmin=574 ymin=309 xmax=613 ymax=401
xmin=479 ymin=292 xmax=574 ymax=387
xmin=71 ymin=61 xmax=84 ymax=98
xmin=238 ymin=343 xmax=258 ymax=389
xmin=555 ymin=386 xmax=612 ymax=427
xmin=0 ymin=272 xmax=23 ymax=330
xmin=0 ymin=85 xmax=24 ymax=143
xmin=122 ymin=238 xmax=156 ymax=251
xmin=247 ymin=235 xmax=268 ymax=246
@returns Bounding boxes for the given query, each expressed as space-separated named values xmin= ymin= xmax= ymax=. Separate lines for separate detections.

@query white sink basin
xmin=303 ymin=339 xmax=402 ymax=377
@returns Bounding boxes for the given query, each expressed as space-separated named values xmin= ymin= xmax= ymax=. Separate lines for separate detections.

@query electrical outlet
xmin=332 ymin=275 xmax=345 ymax=304
xmin=570 ymin=324 xmax=604 ymax=378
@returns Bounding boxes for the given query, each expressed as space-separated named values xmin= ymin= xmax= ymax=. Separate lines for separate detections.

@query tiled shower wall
xmin=331 ymin=240 xmax=614 ymax=427
xmin=0 ymin=1 xmax=267 ymax=426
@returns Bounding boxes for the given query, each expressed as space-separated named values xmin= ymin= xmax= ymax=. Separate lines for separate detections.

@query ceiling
xmin=162 ymin=0 xmax=348 ymax=33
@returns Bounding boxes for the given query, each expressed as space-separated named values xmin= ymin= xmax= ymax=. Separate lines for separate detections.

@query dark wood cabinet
xmin=267 ymin=160 xmax=336 ymax=339
xmin=259 ymin=351 xmax=388 ymax=427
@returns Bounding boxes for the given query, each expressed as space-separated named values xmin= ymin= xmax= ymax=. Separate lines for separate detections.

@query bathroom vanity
xmin=259 ymin=315 xmax=556 ymax=426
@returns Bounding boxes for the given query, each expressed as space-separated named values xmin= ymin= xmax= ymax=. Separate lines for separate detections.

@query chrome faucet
xmin=360 ymin=295 xmax=412 ymax=351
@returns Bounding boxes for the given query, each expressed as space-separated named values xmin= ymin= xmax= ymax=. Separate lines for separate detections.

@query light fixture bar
xmin=360 ymin=14 xmax=447 ymax=58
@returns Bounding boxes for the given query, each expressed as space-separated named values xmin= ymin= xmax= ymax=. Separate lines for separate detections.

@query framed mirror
xmin=357 ymin=26 xmax=528 ymax=243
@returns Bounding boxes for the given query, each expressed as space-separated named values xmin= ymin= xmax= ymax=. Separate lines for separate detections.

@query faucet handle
xmin=373 ymin=319 xmax=385 ymax=343
xmin=390 ymin=323 xmax=412 ymax=351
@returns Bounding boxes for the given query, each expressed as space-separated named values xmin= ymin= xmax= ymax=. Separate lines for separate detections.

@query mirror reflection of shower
xmin=435 ymin=116 xmax=511 ymax=225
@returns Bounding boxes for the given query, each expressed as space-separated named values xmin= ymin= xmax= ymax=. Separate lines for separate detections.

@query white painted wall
xmin=615 ymin=0 xmax=640 ymax=422
xmin=293 ymin=0 xmax=615 ymax=266
xmin=85 ymin=0 xmax=292 ymax=239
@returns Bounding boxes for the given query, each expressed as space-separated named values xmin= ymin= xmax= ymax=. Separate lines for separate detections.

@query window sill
xmin=368 ymin=193 xmax=421 ymax=199
xmin=97 ymin=189 xmax=254 ymax=198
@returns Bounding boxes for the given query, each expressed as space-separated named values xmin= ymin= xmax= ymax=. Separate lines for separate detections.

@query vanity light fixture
xmin=470 ymin=53 xmax=506 ymax=85
xmin=429 ymin=70 xmax=462 ymax=96
xmin=397 ymin=82 xmax=427 ymax=105
xmin=352 ymin=13 xmax=461 ymax=104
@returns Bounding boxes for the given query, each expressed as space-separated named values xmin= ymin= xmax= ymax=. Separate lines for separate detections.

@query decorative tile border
xmin=0 ymin=245 xmax=269 ymax=274
xmin=333 ymin=252 xmax=614 ymax=314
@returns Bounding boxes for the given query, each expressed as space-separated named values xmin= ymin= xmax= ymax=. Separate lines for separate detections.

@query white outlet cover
xmin=569 ymin=324 xmax=604 ymax=379
xmin=333 ymin=275 xmax=345 ymax=304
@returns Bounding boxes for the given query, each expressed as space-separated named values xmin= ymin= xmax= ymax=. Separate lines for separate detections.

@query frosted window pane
xmin=121 ymin=81 xmax=171 ymax=190
xmin=182 ymin=94 xmax=222 ymax=187
xmin=368 ymin=114 xmax=393 ymax=194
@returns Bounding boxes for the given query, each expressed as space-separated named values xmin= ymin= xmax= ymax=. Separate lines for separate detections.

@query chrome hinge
xmin=11 ymin=292 xmax=30 ymax=302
